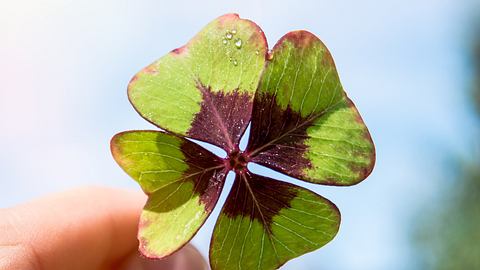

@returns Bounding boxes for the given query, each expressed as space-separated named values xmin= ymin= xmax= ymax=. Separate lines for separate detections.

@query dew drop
xmin=234 ymin=38 xmax=242 ymax=49
xmin=255 ymin=49 xmax=260 ymax=55
xmin=231 ymin=29 xmax=237 ymax=34
xmin=231 ymin=58 xmax=238 ymax=66
xmin=222 ymin=38 xmax=228 ymax=45
xmin=225 ymin=32 xmax=233 ymax=40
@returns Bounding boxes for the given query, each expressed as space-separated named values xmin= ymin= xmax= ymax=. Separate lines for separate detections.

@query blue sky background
xmin=1 ymin=1 xmax=478 ymax=269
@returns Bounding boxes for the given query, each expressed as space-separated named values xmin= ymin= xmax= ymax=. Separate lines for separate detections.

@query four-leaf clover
xmin=111 ymin=13 xmax=375 ymax=270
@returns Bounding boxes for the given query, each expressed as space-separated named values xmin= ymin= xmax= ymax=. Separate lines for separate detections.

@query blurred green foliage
xmin=415 ymin=20 xmax=480 ymax=270
xmin=474 ymin=31 xmax=480 ymax=115
xmin=417 ymin=165 xmax=480 ymax=269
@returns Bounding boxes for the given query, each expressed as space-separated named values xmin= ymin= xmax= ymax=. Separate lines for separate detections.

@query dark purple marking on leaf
xmin=126 ymin=132 xmax=227 ymax=213
xmin=179 ymin=138 xmax=227 ymax=212
xmin=247 ymin=92 xmax=375 ymax=185
xmin=244 ymin=31 xmax=339 ymax=179
xmin=222 ymin=172 xmax=297 ymax=230
xmin=136 ymin=134 xmax=227 ymax=260
xmin=246 ymin=93 xmax=313 ymax=177
xmin=187 ymin=81 xmax=253 ymax=153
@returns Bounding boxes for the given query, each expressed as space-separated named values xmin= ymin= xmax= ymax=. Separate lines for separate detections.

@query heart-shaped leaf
xmin=128 ymin=14 xmax=267 ymax=153
xmin=247 ymin=31 xmax=375 ymax=185
xmin=210 ymin=172 xmax=340 ymax=270
xmin=111 ymin=131 xmax=227 ymax=257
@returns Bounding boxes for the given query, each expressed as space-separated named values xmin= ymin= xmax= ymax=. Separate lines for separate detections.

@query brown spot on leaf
xmin=128 ymin=74 xmax=139 ymax=85
xmin=142 ymin=64 xmax=158 ymax=75
xmin=127 ymin=64 xmax=157 ymax=90
xmin=171 ymin=45 xmax=188 ymax=55
xmin=222 ymin=172 xmax=297 ymax=230
xmin=274 ymin=30 xmax=318 ymax=51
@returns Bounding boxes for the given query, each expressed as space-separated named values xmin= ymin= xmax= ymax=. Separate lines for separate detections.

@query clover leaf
xmin=111 ymin=13 xmax=375 ymax=270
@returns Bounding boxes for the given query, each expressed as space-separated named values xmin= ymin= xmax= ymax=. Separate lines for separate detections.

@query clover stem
xmin=225 ymin=150 xmax=249 ymax=172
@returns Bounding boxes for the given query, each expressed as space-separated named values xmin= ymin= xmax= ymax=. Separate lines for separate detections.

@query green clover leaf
xmin=111 ymin=13 xmax=375 ymax=270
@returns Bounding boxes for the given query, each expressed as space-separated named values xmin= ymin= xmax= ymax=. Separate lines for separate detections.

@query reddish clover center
xmin=226 ymin=150 xmax=249 ymax=172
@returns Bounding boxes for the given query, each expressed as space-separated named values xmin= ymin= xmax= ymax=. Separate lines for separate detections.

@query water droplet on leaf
xmin=255 ymin=50 xmax=260 ymax=55
xmin=225 ymin=32 xmax=233 ymax=40
xmin=234 ymin=38 xmax=242 ymax=49
xmin=222 ymin=39 xmax=228 ymax=45
xmin=231 ymin=29 xmax=237 ymax=34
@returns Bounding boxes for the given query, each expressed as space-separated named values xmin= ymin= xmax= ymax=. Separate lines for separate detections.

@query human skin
xmin=0 ymin=186 xmax=207 ymax=270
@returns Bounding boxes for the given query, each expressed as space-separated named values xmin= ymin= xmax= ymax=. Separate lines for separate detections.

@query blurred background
xmin=1 ymin=0 xmax=479 ymax=269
